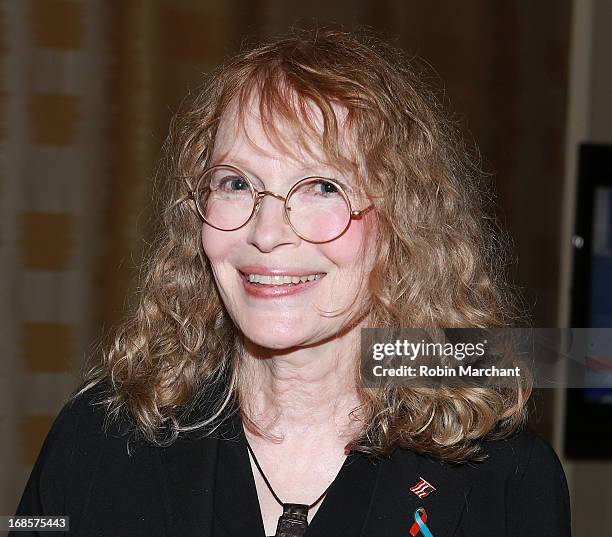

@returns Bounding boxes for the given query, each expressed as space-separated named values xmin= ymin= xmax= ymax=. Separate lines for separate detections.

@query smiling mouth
xmin=242 ymin=273 xmax=326 ymax=286
xmin=237 ymin=270 xmax=327 ymax=296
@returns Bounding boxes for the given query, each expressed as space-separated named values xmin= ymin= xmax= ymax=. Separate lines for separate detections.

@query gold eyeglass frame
xmin=182 ymin=164 xmax=374 ymax=244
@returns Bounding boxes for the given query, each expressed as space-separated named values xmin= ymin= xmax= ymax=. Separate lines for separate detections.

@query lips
xmin=237 ymin=266 xmax=326 ymax=298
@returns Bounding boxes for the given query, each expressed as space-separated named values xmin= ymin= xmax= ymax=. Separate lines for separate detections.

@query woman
xmin=12 ymin=29 xmax=571 ymax=537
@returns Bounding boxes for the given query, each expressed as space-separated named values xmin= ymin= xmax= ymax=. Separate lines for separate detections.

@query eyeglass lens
xmin=195 ymin=166 xmax=352 ymax=242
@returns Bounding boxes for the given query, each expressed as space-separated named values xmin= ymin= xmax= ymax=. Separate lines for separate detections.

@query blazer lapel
xmin=361 ymin=447 xmax=472 ymax=537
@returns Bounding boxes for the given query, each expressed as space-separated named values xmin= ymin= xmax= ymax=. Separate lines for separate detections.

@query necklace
xmin=244 ymin=437 xmax=340 ymax=537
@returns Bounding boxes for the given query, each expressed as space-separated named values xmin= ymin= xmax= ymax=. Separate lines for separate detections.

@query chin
xmin=239 ymin=321 xmax=313 ymax=350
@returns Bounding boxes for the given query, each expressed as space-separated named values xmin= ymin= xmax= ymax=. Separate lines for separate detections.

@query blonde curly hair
xmin=76 ymin=27 xmax=531 ymax=462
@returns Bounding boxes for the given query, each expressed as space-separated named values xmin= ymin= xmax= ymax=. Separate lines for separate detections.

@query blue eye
xmin=312 ymin=180 xmax=339 ymax=196
xmin=218 ymin=175 xmax=249 ymax=192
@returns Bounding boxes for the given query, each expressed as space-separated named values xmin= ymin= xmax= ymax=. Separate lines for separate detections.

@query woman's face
xmin=201 ymin=100 xmax=377 ymax=350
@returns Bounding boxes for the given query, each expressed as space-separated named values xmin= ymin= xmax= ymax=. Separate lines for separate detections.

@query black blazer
xmin=11 ymin=382 xmax=572 ymax=537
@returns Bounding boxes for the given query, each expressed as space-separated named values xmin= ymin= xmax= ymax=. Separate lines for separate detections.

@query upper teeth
xmin=247 ymin=274 xmax=323 ymax=285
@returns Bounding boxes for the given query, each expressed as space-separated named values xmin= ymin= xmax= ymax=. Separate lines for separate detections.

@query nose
xmin=246 ymin=192 xmax=300 ymax=252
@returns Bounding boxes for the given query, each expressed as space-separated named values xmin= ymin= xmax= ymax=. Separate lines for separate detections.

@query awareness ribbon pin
xmin=409 ymin=507 xmax=434 ymax=537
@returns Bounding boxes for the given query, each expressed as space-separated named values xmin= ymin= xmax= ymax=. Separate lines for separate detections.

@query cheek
xmin=201 ymin=226 xmax=240 ymax=302
xmin=309 ymin=207 xmax=350 ymax=240
xmin=201 ymin=224 xmax=233 ymax=261
xmin=319 ymin=218 xmax=371 ymax=267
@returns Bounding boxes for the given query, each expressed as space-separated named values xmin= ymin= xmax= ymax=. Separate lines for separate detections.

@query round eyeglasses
xmin=183 ymin=164 xmax=374 ymax=244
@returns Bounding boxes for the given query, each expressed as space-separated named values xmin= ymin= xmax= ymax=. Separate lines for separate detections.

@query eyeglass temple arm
xmin=180 ymin=176 xmax=195 ymax=191
xmin=350 ymin=204 xmax=374 ymax=217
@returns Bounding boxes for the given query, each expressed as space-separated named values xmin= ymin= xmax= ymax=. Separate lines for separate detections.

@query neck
xmin=237 ymin=323 xmax=366 ymax=443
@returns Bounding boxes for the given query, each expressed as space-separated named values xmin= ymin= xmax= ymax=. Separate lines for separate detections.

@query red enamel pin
xmin=410 ymin=477 xmax=436 ymax=499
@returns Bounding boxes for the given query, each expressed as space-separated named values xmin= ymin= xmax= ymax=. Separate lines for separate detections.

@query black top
xmin=212 ymin=411 xmax=379 ymax=537
xmin=10 ymin=380 xmax=572 ymax=536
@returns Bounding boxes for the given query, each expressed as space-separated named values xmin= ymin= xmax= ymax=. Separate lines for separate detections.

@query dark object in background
xmin=565 ymin=143 xmax=612 ymax=459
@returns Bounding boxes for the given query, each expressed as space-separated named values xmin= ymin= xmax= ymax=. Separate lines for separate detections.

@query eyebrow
xmin=210 ymin=158 xmax=356 ymax=193
xmin=211 ymin=156 xmax=330 ymax=175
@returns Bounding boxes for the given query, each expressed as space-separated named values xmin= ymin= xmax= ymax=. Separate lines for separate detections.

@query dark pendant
xmin=275 ymin=503 xmax=309 ymax=537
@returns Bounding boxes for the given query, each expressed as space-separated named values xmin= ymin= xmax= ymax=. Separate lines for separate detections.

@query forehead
xmin=210 ymin=92 xmax=355 ymax=176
